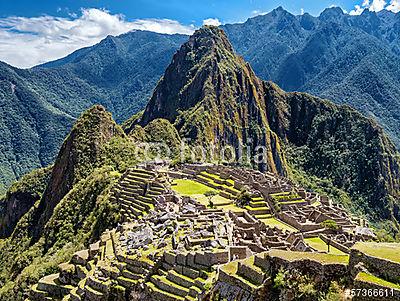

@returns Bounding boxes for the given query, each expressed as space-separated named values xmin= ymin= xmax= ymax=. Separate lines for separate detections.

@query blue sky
xmin=0 ymin=0 xmax=399 ymax=68
xmin=0 ymin=0 xmax=368 ymax=24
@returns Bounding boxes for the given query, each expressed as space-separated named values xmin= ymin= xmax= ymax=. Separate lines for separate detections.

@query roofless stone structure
xmin=27 ymin=164 xmax=399 ymax=301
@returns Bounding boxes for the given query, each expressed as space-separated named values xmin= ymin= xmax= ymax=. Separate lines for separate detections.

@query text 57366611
xmin=345 ymin=288 xmax=395 ymax=298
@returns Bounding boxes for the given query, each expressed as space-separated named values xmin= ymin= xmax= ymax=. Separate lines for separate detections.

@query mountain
xmin=0 ymin=105 xmax=140 ymax=300
xmin=139 ymin=26 xmax=287 ymax=174
xmin=0 ymin=25 xmax=399 ymax=301
xmin=137 ymin=26 xmax=400 ymax=227
xmin=0 ymin=31 xmax=187 ymax=193
xmin=222 ymin=7 xmax=400 ymax=148
xmin=2 ymin=5 xmax=400 ymax=201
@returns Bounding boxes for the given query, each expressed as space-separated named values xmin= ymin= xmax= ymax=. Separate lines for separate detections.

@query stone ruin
xmin=27 ymin=164 xmax=385 ymax=301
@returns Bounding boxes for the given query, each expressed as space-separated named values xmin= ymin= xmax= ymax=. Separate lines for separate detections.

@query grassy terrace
xmin=352 ymin=242 xmax=400 ymax=263
xmin=200 ymin=171 xmax=236 ymax=187
xmin=171 ymin=179 xmax=245 ymax=213
xmin=356 ymin=272 xmax=400 ymax=290
xmin=270 ymin=192 xmax=305 ymax=205
xmin=305 ymin=237 xmax=347 ymax=255
xmin=260 ymin=217 xmax=297 ymax=232
xmin=268 ymin=249 xmax=350 ymax=264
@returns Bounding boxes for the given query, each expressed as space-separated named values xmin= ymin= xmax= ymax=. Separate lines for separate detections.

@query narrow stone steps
xmin=255 ymin=214 xmax=273 ymax=219
xmin=188 ymin=286 xmax=202 ymax=298
xmin=145 ymin=282 xmax=185 ymax=301
xmin=150 ymin=275 xmax=190 ymax=297
xmin=125 ymin=174 xmax=149 ymax=183
xmin=249 ymin=201 xmax=267 ymax=208
xmin=122 ymin=269 xmax=143 ymax=281
xmin=119 ymin=197 xmax=148 ymax=212
xmin=84 ymin=284 xmax=105 ymax=301
xmin=245 ymin=206 xmax=271 ymax=215
xmin=117 ymin=276 xmax=138 ymax=289
xmin=120 ymin=203 xmax=142 ymax=217
xmin=166 ymin=270 xmax=195 ymax=288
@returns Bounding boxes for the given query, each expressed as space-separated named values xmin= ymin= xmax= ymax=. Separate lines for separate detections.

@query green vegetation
xmin=304 ymin=238 xmax=346 ymax=256
xmin=0 ymin=31 xmax=187 ymax=194
xmin=356 ymin=272 xmax=400 ymax=290
xmin=273 ymin=268 xmax=344 ymax=301
xmin=269 ymin=249 xmax=349 ymax=265
xmin=261 ymin=218 xmax=297 ymax=232
xmin=321 ymin=220 xmax=340 ymax=231
xmin=0 ymin=166 xmax=52 ymax=237
xmin=352 ymin=242 xmax=400 ymax=263
xmin=205 ymin=190 xmax=218 ymax=209
xmin=0 ymin=166 xmax=120 ymax=300
xmin=235 ymin=190 xmax=253 ymax=208
xmin=172 ymin=179 xmax=216 ymax=196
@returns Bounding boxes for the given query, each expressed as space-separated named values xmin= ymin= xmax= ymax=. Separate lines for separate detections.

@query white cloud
xmin=387 ymin=0 xmax=400 ymax=12
xmin=300 ymin=8 xmax=305 ymax=15
xmin=0 ymin=8 xmax=195 ymax=68
xmin=202 ymin=18 xmax=221 ymax=26
xmin=348 ymin=0 xmax=400 ymax=14
xmin=369 ymin=0 xmax=387 ymax=11
xmin=350 ymin=4 xmax=365 ymax=15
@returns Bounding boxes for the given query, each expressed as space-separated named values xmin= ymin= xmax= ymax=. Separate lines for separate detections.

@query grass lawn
xmin=260 ymin=217 xmax=297 ymax=232
xmin=352 ymin=242 xmax=400 ymax=263
xmin=305 ymin=237 xmax=347 ymax=255
xmin=269 ymin=249 xmax=350 ymax=264
xmin=172 ymin=179 xmax=244 ymax=212
xmin=172 ymin=179 xmax=216 ymax=195
xmin=356 ymin=272 xmax=400 ymax=290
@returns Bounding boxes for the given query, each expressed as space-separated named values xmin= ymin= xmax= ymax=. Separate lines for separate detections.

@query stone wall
xmin=320 ymin=234 xmax=350 ymax=254
xmin=349 ymin=249 xmax=400 ymax=283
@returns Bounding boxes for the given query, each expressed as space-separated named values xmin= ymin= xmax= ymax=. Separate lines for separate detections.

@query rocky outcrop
xmin=139 ymin=26 xmax=287 ymax=174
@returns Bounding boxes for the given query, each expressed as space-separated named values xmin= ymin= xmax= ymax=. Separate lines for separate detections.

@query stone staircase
xmin=245 ymin=196 xmax=271 ymax=220
xmin=217 ymin=254 xmax=269 ymax=296
xmin=111 ymin=168 xmax=165 ymax=222
xmin=144 ymin=251 xmax=215 ymax=301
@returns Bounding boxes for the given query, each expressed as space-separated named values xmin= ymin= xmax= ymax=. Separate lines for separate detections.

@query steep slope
xmin=140 ymin=26 xmax=287 ymax=174
xmin=223 ymin=7 xmax=400 ymax=148
xmin=137 ymin=26 xmax=400 ymax=227
xmin=0 ymin=31 xmax=186 ymax=193
xmin=264 ymin=83 xmax=400 ymax=223
xmin=30 ymin=105 xmax=124 ymax=241
xmin=0 ymin=105 xmax=139 ymax=300
xmin=0 ymin=167 xmax=51 ymax=238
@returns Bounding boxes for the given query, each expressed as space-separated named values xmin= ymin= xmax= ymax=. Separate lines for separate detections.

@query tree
xmin=321 ymin=219 xmax=339 ymax=231
xmin=235 ymin=189 xmax=253 ymax=208
xmin=205 ymin=190 xmax=218 ymax=209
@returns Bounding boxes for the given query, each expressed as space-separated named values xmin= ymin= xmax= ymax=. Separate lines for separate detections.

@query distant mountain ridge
xmin=222 ymin=6 xmax=400 ymax=147
xmin=0 ymin=31 xmax=187 ymax=192
xmin=2 ymin=6 xmax=400 ymax=195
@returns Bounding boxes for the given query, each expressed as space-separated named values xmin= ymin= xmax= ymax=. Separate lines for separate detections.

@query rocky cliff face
xmin=0 ymin=167 xmax=51 ymax=238
xmin=31 ymin=105 xmax=124 ymax=240
xmin=137 ymin=26 xmax=400 ymax=226
xmin=140 ymin=26 xmax=287 ymax=174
